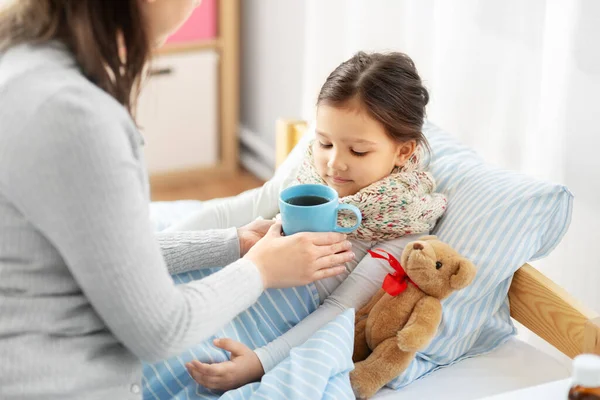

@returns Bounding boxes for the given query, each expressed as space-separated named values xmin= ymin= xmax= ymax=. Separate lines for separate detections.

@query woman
xmin=0 ymin=1 xmax=353 ymax=399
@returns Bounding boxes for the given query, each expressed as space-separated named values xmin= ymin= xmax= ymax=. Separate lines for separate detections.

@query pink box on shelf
xmin=166 ymin=0 xmax=217 ymax=44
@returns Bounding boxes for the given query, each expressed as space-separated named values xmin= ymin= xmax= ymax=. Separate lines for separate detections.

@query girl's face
xmin=140 ymin=0 xmax=201 ymax=47
xmin=314 ymin=98 xmax=416 ymax=198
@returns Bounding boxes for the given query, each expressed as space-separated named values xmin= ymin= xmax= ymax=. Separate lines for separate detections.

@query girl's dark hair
xmin=0 ymin=0 xmax=150 ymax=117
xmin=318 ymin=51 xmax=430 ymax=150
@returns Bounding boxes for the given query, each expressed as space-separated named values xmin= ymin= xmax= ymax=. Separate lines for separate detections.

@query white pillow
xmin=388 ymin=121 xmax=573 ymax=388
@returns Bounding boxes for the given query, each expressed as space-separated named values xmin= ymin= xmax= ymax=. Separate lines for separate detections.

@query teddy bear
xmin=350 ymin=235 xmax=477 ymax=399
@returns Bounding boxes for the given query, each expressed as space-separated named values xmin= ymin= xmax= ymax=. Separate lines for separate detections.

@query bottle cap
xmin=573 ymin=354 xmax=600 ymax=387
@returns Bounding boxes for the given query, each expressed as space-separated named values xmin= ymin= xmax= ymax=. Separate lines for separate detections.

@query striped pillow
xmin=387 ymin=122 xmax=573 ymax=388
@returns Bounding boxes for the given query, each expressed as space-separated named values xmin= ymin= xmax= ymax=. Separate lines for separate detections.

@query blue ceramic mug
xmin=279 ymin=184 xmax=362 ymax=236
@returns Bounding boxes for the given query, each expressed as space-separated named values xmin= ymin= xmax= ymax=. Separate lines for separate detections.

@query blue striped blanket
xmin=142 ymin=267 xmax=356 ymax=400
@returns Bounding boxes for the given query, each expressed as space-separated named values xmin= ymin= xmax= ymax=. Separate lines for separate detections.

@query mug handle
xmin=334 ymin=204 xmax=362 ymax=233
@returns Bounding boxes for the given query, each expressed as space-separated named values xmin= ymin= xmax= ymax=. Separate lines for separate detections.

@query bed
xmin=146 ymin=119 xmax=599 ymax=399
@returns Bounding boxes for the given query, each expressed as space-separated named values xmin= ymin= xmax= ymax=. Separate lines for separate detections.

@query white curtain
xmin=301 ymin=0 xmax=600 ymax=315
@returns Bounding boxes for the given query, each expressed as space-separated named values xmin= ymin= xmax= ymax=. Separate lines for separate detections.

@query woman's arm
xmin=156 ymin=229 xmax=240 ymax=274
xmin=6 ymin=92 xmax=264 ymax=362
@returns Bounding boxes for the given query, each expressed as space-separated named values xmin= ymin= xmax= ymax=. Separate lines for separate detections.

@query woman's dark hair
xmin=318 ymin=51 xmax=430 ymax=151
xmin=0 ymin=0 xmax=150 ymax=116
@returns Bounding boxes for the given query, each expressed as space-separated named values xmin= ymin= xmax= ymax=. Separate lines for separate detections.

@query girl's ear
xmin=395 ymin=140 xmax=417 ymax=167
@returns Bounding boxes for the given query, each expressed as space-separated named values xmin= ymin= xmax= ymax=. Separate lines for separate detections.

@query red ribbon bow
xmin=368 ymin=248 xmax=418 ymax=296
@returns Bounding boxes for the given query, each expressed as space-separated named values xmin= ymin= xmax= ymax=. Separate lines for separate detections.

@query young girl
xmin=180 ymin=51 xmax=447 ymax=390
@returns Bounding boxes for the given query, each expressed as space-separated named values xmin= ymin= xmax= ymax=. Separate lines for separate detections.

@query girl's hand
xmin=244 ymin=222 xmax=354 ymax=289
xmin=186 ymin=338 xmax=264 ymax=391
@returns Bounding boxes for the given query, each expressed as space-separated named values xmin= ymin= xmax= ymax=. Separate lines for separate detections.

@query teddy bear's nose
xmin=413 ymin=242 xmax=424 ymax=250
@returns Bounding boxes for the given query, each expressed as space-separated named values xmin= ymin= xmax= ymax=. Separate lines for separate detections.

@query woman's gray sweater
xmin=0 ymin=42 xmax=263 ymax=400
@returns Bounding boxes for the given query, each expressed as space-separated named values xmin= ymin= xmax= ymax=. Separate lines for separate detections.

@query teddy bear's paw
xmin=350 ymin=364 xmax=380 ymax=399
xmin=351 ymin=382 xmax=367 ymax=400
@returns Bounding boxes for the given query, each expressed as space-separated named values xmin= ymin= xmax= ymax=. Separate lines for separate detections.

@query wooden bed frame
xmin=275 ymin=118 xmax=600 ymax=359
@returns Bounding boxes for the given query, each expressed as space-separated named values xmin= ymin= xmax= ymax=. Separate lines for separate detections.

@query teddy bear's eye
xmin=435 ymin=261 xmax=443 ymax=270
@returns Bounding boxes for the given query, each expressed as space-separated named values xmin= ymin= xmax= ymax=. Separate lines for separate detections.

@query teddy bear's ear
xmin=450 ymin=258 xmax=477 ymax=290
xmin=418 ymin=235 xmax=438 ymax=241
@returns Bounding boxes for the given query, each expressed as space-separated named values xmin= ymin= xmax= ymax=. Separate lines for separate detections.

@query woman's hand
xmin=244 ymin=223 xmax=354 ymax=289
xmin=237 ymin=219 xmax=276 ymax=256
xmin=186 ymin=338 xmax=264 ymax=391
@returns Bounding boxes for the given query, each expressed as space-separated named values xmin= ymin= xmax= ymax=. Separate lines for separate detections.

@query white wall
xmin=240 ymin=0 xmax=305 ymax=177
xmin=239 ymin=0 xmax=305 ymax=178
